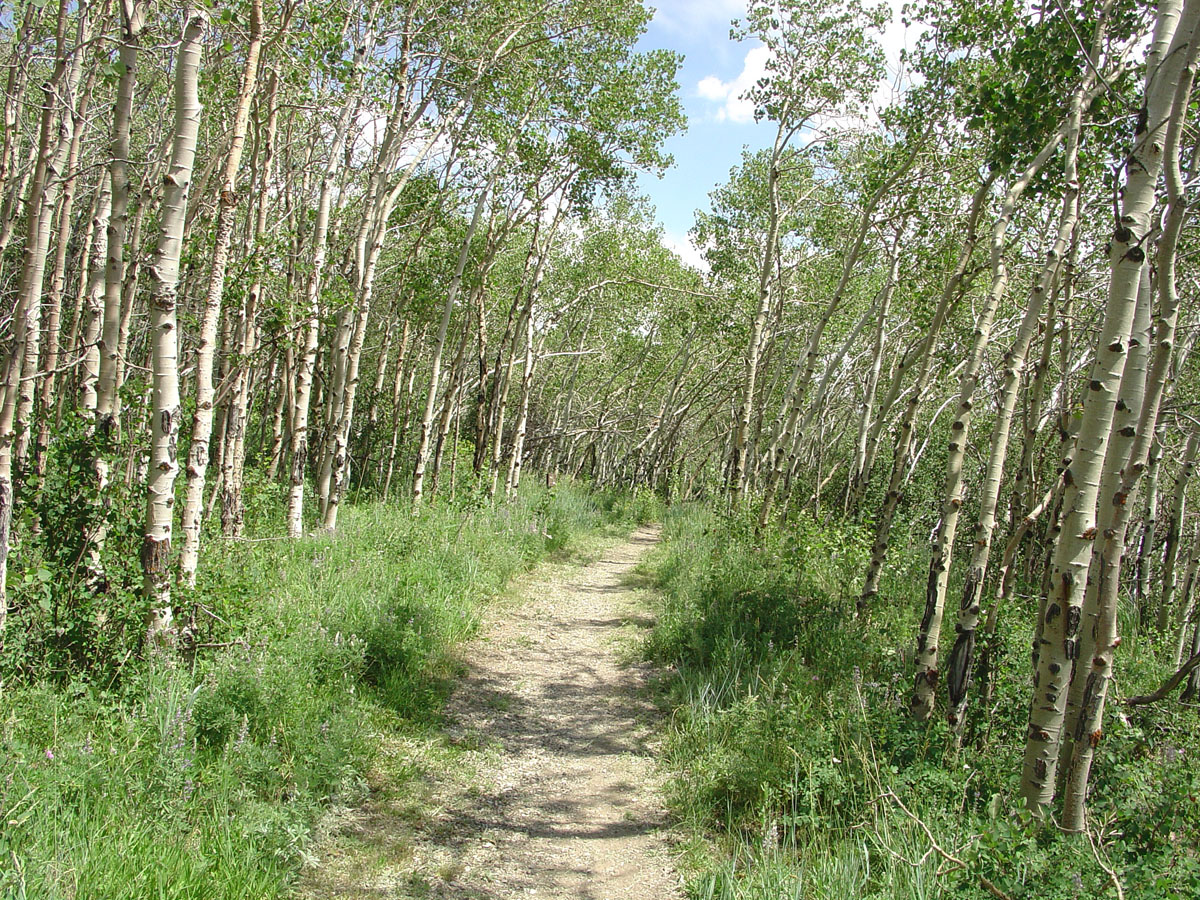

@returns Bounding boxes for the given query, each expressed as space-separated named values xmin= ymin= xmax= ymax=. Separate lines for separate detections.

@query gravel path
xmin=296 ymin=526 xmax=680 ymax=899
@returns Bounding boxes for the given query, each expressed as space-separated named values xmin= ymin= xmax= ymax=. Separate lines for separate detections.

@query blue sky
xmin=631 ymin=0 xmax=914 ymax=269
xmin=633 ymin=0 xmax=771 ymax=268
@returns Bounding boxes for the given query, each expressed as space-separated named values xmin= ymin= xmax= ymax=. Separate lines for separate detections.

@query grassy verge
xmin=0 ymin=480 xmax=645 ymax=899
xmin=643 ymin=503 xmax=1200 ymax=899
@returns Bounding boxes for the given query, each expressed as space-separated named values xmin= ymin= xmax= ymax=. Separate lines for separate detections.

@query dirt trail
xmin=296 ymin=526 xmax=680 ymax=899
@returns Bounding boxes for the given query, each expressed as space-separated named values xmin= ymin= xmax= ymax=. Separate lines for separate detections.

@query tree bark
xmin=1020 ymin=0 xmax=1200 ymax=814
xmin=142 ymin=11 xmax=206 ymax=646
xmin=178 ymin=0 xmax=262 ymax=582
xmin=858 ymin=172 xmax=996 ymax=613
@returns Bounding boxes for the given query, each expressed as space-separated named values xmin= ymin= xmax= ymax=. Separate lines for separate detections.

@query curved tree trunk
xmin=858 ymin=173 xmax=996 ymax=613
xmin=1020 ymin=0 xmax=1200 ymax=814
xmin=911 ymin=110 xmax=1087 ymax=720
xmin=943 ymin=98 xmax=1086 ymax=732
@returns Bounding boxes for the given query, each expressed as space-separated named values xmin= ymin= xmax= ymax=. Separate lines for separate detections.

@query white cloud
xmin=697 ymin=75 xmax=728 ymax=101
xmin=692 ymin=1 xmax=929 ymax=129
xmin=662 ymin=230 xmax=710 ymax=273
xmin=873 ymin=0 xmax=927 ymax=111
xmin=695 ymin=45 xmax=771 ymax=124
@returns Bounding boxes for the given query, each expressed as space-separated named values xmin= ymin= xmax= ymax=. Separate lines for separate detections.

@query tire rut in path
xmin=296 ymin=525 xmax=680 ymax=899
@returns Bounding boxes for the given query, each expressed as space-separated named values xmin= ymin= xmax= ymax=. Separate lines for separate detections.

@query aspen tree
xmin=142 ymin=11 xmax=205 ymax=645
xmin=758 ymin=145 xmax=918 ymax=527
xmin=927 ymin=62 xmax=1097 ymax=724
xmin=12 ymin=0 xmax=89 ymax=465
xmin=0 ymin=2 xmax=43 ymax=254
xmin=1173 ymin=521 xmax=1200 ymax=664
xmin=79 ymin=185 xmax=112 ymax=419
xmin=849 ymin=238 xmax=901 ymax=502
xmin=0 ymin=0 xmax=86 ymax=633
xmin=1156 ymin=430 xmax=1199 ymax=632
xmin=1020 ymin=0 xmax=1200 ymax=814
xmin=727 ymin=0 xmax=886 ymax=505
xmin=34 ymin=42 xmax=99 ymax=473
xmin=319 ymin=100 xmax=449 ymax=530
xmin=286 ymin=22 xmax=373 ymax=537
xmin=1057 ymin=262 xmax=1153 ymax=785
xmin=96 ymin=0 xmax=149 ymax=440
xmin=507 ymin=213 xmax=565 ymax=498
xmin=943 ymin=140 xmax=1086 ymax=735
xmin=221 ymin=73 xmax=280 ymax=536
xmin=1133 ymin=432 xmax=1164 ymax=615
xmin=428 ymin=328 xmax=468 ymax=500
xmin=1011 ymin=239 xmax=1071 ymax=526
xmin=413 ymin=176 xmax=493 ymax=507
xmin=178 ymin=0 xmax=262 ymax=584
xmin=859 ymin=173 xmax=996 ymax=612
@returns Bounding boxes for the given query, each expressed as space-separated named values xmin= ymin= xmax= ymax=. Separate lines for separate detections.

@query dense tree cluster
xmin=3 ymin=0 xmax=1200 ymax=869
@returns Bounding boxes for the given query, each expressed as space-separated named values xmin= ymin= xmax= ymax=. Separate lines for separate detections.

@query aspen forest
xmin=2 ymin=0 xmax=1200 ymax=896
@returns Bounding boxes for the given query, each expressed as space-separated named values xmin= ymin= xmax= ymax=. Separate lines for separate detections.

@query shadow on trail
xmin=296 ymin=526 xmax=677 ymax=900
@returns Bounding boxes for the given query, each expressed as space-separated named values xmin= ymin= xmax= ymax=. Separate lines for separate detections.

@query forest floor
xmin=294 ymin=525 xmax=681 ymax=899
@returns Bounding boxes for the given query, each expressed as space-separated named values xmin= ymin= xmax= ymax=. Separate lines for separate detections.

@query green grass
xmin=0 ymin=478 xmax=637 ymax=899
xmin=643 ymin=503 xmax=1200 ymax=899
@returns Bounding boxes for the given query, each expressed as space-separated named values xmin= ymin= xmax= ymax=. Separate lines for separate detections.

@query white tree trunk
xmin=859 ymin=173 xmax=996 ymax=611
xmin=924 ymin=72 xmax=1093 ymax=723
xmin=1020 ymin=0 xmax=1200 ymax=813
xmin=142 ymin=12 xmax=205 ymax=646
xmin=178 ymin=0 xmax=262 ymax=583
xmin=286 ymin=26 xmax=372 ymax=537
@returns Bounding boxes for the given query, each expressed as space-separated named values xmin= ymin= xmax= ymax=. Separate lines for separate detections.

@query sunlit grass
xmin=0 ymin=477 xmax=639 ymax=899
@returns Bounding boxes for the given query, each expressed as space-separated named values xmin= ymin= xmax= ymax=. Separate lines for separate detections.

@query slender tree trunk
xmin=178 ymin=0 xmax=262 ymax=582
xmin=321 ymin=288 xmax=372 ymax=530
xmin=0 ymin=2 xmax=42 ymax=255
xmin=858 ymin=173 xmax=996 ymax=612
xmin=142 ymin=11 xmax=205 ymax=646
xmin=35 ymin=52 xmax=97 ymax=473
xmin=731 ymin=129 xmax=785 ymax=505
xmin=0 ymin=0 xmax=85 ymax=631
xmin=79 ymin=185 xmax=112 ymax=420
xmin=286 ymin=28 xmax=372 ymax=537
xmin=1182 ymin=616 xmax=1200 ymax=700
xmin=382 ymin=319 xmax=412 ymax=497
xmin=1134 ymin=432 xmax=1164 ymax=618
xmin=933 ymin=80 xmax=1090 ymax=726
xmin=1172 ymin=522 xmax=1200 ymax=664
xmin=1057 ymin=262 xmax=1154 ymax=791
xmin=759 ymin=149 xmax=918 ymax=525
xmin=506 ymin=295 xmax=537 ymax=498
xmin=430 ymin=319 xmax=471 ymax=500
xmin=97 ymin=0 xmax=149 ymax=441
xmin=1020 ymin=0 xmax=1200 ymax=814
xmin=222 ymin=73 xmax=279 ymax=536
xmin=413 ymin=177 xmax=492 ymax=507
xmin=850 ymin=241 xmax=900 ymax=501
xmin=13 ymin=0 xmax=88 ymax=465
xmin=1157 ymin=430 xmax=1199 ymax=631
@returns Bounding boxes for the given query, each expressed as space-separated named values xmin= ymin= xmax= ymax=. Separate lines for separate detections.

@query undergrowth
xmin=645 ymin=503 xmax=1200 ymax=900
xmin=0 ymin=477 xmax=634 ymax=899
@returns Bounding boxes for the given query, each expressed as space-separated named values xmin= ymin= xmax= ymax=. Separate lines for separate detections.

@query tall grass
xmin=645 ymin=504 xmax=1200 ymax=899
xmin=0 ymin=479 xmax=632 ymax=899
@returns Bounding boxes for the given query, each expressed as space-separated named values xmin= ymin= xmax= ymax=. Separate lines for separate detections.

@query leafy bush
xmin=645 ymin=503 xmax=1200 ymax=900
